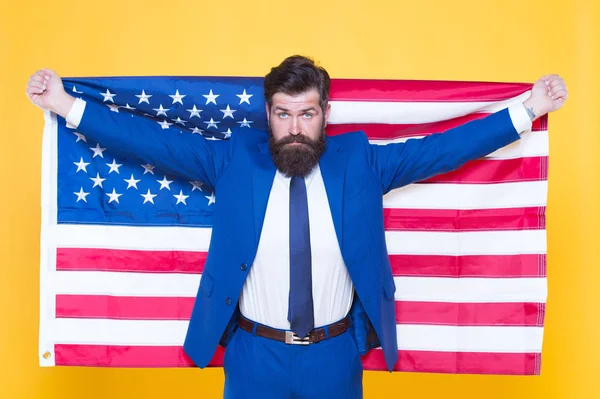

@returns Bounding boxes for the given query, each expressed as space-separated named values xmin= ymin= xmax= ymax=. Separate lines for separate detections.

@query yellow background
xmin=1 ymin=0 xmax=598 ymax=397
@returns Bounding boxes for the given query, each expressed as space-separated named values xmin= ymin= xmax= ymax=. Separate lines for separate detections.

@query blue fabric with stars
xmin=58 ymin=76 xmax=267 ymax=227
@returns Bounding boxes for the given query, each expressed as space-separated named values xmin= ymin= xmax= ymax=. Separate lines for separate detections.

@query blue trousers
xmin=223 ymin=319 xmax=363 ymax=399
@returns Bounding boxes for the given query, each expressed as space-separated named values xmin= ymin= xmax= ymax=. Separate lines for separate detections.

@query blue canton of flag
xmin=58 ymin=76 xmax=267 ymax=227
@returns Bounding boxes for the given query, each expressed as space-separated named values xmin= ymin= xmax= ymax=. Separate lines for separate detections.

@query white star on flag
xmin=157 ymin=120 xmax=173 ymax=129
xmin=203 ymin=89 xmax=219 ymax=105
xmin=220 ymin=105 xmax=236 ymax=119
xmin=153 ymin=105 xmax=169 ymax=117
xmin=90 ymin=143 xmax=107 ymax=158
xmin=186 ymin=105 xmax=203 ymax=118
xmin=190 ymin=181 xmax=203 ymax=191
xmin=106 ymin=188 xmax=123 ymax=203
xmin=223 ymin=128 xmax=232 ymax=139
xmin=142 ymin=164 xmax=155 ymax=175
xmin=204 ymin=118 xmax=220 ymax=129
xmin=238 ymin=118 xmax=253 ymax=128
xmin=157 ymin=176 xmax=173 ymax=190
xmin=205 ymin=191 xmax=216 ymax=205
xmin=89 ymin=173 xmax=106 ymax=188
xmin=174 ymin=190 xmax=189 ymax=205
xmin=74 ymin=157 xmax=90 ymax=173
xmin=236 ymin=89 xmax=253 ymax=105
xmin=169 ymin=90 xmax=186 ymax=104
xmin=107 ymin=104 xmax=120 ymax=113
xmin=141 ymin=189 xmax=157 ymax=204
xmin=173 ymin=117 xmax=187 ymax=126
xmin=74 ymin=187 xmax=90 ymax=202
xmin=191 ymin=127 xmax=204 ymax=135
xmin=106 ymin=159 xmax=123 ymax=174
xmin=135 ymin=90 xmax=152 ymax=104
xmin=72 ymin=86 xmax=83 ymax=94
xmin=73 ymin=132 xmax=87 ymax=143
xmin=124 ymin=174 xmax=141 ymax=189
xmin=100 ymin=89 xmax=116 ymax=103
xmin=123 ymin=103 xmax=136 ymax=111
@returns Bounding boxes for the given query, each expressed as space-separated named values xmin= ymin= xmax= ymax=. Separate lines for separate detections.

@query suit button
xmin=225 ymin=298 xmax=232 ymax=306
xmin=240 ymin=263 xmax=247 ymax=271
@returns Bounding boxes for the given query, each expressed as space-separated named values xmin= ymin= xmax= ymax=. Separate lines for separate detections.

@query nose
xmin=289 ymin=116 xmax=302 ymax=136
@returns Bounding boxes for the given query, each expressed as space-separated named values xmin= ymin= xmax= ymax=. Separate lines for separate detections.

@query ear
xmin=323 ymin=102 xmax=331 ymax=127
xmin=265 ymin=102 xmax=270 ymax=123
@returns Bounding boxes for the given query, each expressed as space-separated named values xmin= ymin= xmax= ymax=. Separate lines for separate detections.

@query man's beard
xmin=269 ymin=126 xmax=326 ymax=177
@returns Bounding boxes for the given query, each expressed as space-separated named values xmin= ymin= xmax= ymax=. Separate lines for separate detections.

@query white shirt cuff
xmin=508 ymin=103 xmax=532 ymax=134
xmin=65 ymin=97 xmax=87 ymax=129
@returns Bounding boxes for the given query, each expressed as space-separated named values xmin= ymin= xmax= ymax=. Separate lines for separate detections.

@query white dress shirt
xmin=66 ymin=99 xmax=532 ymax=330
xmin=240 ymin=165 xmax=354 ymax=329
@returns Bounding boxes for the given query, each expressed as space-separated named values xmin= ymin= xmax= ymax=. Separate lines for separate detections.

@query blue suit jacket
xmin=77 ymin=101 xmax=521 ymax=371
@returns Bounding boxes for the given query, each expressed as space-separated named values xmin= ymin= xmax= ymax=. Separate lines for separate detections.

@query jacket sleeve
xmin=366 ymin=107 xmax=523 ymax=194
xmin=73 ymin=99 xmax=232 ymax=190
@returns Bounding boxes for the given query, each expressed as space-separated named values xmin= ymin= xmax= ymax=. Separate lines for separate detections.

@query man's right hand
xmin=26 ymin=68 xmax=75 ymax=118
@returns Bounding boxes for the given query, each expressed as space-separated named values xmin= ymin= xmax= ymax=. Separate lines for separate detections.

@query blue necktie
xmin=288 ymin=175 xmax=314 ymax=338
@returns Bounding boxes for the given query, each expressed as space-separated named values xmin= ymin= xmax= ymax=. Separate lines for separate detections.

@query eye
xmin=303 ymin=113 xmax=313 ymax=119
xmin=278 ymin=112 xmax=288 ymax=119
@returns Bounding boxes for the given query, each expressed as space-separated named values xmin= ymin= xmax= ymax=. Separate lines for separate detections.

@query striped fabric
xmin=39 ymin=77 xmax=547 ymax=375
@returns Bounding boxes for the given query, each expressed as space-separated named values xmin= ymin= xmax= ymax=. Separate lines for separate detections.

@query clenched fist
xmin=26 ymin=68 xmax=75 ymax=118
xmin=522 ymin=74 xmax=568 ymax=121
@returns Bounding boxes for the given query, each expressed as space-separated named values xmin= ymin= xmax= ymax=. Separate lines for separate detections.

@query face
xmin=266 ymin=89 xmax=331 ymax=177
xmin=267 ymin=89 xmax=331 ymax=142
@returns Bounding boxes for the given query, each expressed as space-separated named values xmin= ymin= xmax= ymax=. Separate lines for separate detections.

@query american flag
xmin=39 ymin=75 xmax=548 ymax=375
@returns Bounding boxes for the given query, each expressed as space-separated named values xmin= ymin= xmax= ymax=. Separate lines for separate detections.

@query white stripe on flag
xmin=49 ymin=318 xmax=543 ymax=352
xmin=52 ymin=271 xmax=546 ymax=303
xmin=385 ymin=230 xmax=546 ymax=255
xmin=395 ymin=325 xmax=544 ymax=352
xmin=53 ymin=318 xmax=188 ymax=345
xmin=53 ymin=271 xmax=202 ymax=296
xmin=54 ymin=225 xmax=546 ymax=255
xmin=383 ymin=181 xmax=548 ymax=209
xmin=393 ymin=277 xmax=547 ymax=303
xmin=328 ymin=92 xmax=530 ymax=124
xmin=371 ymin=130 xmax=549 ymax=160
xmin=54 ymin=225 xmax=212 ymax=251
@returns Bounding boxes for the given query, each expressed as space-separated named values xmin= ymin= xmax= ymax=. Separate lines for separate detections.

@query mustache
xmin=274 ymin=134 xmax=316 ymax=146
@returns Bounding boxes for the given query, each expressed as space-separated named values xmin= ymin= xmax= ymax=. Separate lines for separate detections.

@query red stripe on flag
xmin=421 ymin=156 xmax=546 ymax=184
xmin=54 ymin=344 xmax=540 ymax=374
xmin=390 ymin=254 xmax=547 ymax=277
xmin=396 ymin=301 xmax=545 ymax=326
xmin=384 ymin=207 xmax=546 ymax=231
xmin=56 ymin=248 xmax=206 ymax=273
xmin=326 ymin=116 xmax=546 ymax=138
xmin=330 ymin=79 xmax=531 ymax=102
xmin=56 ymin=295 xmax=545 ymax=327
xmin=54 ymin=344 xmax=224 ymax=367
xmin=360 ymin=349 xmax=540 ymax=375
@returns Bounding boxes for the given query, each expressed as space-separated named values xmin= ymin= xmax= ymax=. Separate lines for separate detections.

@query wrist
xmin=52 ymin=92 xmax=76 ymax=119
xmin=522 ymin=99 xmax=544 ymax=122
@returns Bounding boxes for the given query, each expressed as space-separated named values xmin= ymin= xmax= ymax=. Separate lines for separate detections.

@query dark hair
xmin=263 ymin=55 xmax=330 ymax=112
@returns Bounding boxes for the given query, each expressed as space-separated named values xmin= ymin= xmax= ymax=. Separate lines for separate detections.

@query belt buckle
xmin=285 ymin=331 xmax=311 ymax=345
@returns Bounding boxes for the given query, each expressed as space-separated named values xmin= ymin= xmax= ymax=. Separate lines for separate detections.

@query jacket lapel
xmin=252 ymin=141 xmax=276 ymax=245
xmin=318 ymin=136 xmax=347 ymax=251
